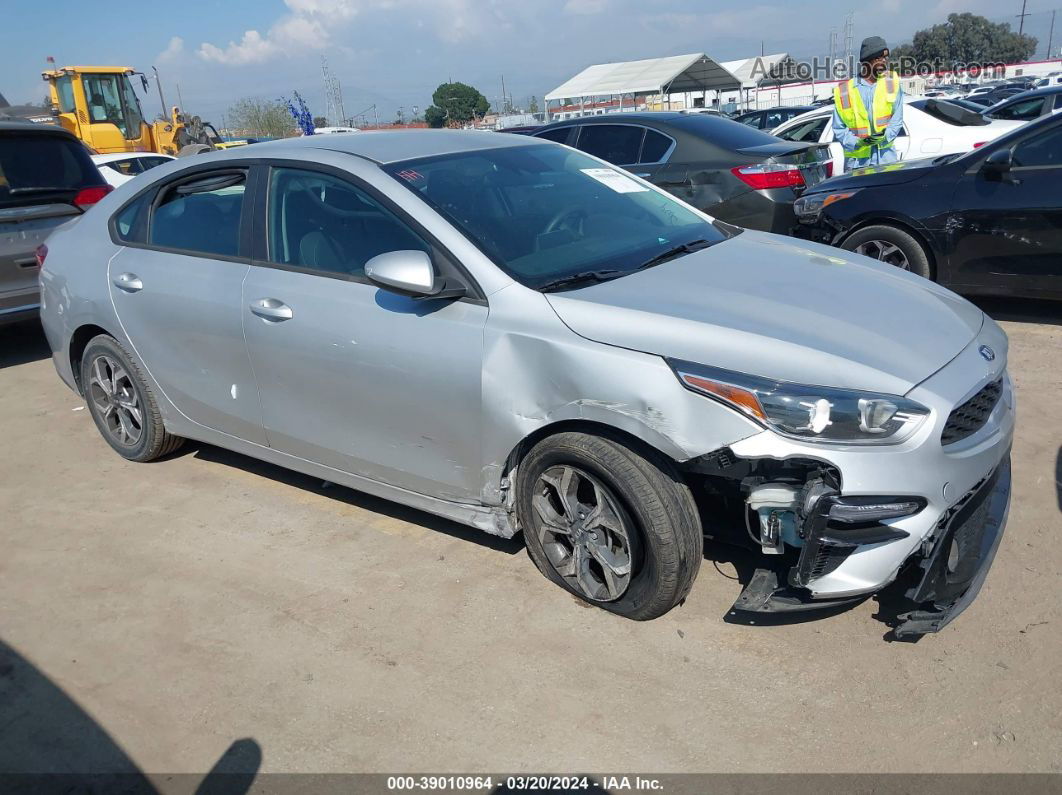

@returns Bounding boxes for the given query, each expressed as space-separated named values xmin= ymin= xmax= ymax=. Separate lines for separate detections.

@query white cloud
xmin=564 ymin=0 xmax=608 ymax=14
xmin=156 ymin=36 xmax=185 ymax=63
xmin=196 ymin=0 xmax=494 ymax=64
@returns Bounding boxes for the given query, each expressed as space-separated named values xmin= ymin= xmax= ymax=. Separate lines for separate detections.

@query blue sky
xmin=2 ymin=0 xmax=1046 ymax=124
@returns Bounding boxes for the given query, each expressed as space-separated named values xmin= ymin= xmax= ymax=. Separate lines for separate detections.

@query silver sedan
xmin=39 ymin=131 xmax=1013 ymax=633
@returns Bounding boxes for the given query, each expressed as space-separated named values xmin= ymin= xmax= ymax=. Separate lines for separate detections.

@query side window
xmin=149 ymin=171 xmax=246 ymax=257
xmin=778 ymin=117 xmax=827 ymax=143
xmin=113 ymin=190 xmax=153 ymax=243
xmin=534 ymin=127 xmax=575 ymax=144
xmin=739 ymin=113 xmax=762 ymax=127
xmin=576 ymin=124 xmax=644 ymax=165
xmin=139 ymin=157 xmax=170 ymax=171
xmin=56 ymin=76 xmax=76 ymax=114
xmin=764 ymin=111 xmax=785 ymax=130
xmin=1012 ymin=126 xmax=1062 ymax=168
xmin=267 ymin=167 xmax=430 ymax=279
xmin=992 ymin=98 xmax=1045 ymax=120
xmin=109 ymin=159 xmax=142 ymax=176
xmin=639 ymin=130 xmax=672 ymax=163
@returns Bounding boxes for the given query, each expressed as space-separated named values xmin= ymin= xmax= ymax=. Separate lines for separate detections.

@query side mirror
xmin=364 ymin=250 xmax=465 ymax=300
xmin=981 ymin=148 xmax=1013 ymax=175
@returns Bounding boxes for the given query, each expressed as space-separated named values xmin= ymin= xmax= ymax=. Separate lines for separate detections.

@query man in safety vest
xmin=831 ymin=36 xmax=904 ymax=171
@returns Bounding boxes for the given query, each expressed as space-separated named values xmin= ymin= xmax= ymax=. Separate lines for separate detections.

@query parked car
xmin=39 ymin=131 xmax=1013 ymax=635
xmin=1 ymin=121 xmax=112 ymax=326
xmin=792 ymin=111 xmax=1062 ymax=300
xmin=530 ymin=112 xmax=832 ymax=233
xmin=1033 ymin=74 xmax=1062 ymax=88
xmin=984 ymin=86 xmax=1062 ymax=121
xmin=771 ymin=99 xmax=1024 ymax=176
xmin=731 ymin=106 xmax=816 ymax=130
xmin=92 ymin=153 xmax=176 ymax=187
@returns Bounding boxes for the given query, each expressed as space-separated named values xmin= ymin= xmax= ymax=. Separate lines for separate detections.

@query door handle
xmin=249 ymin=298 xmax=293 ymax=322
xmin=113 ymin=272 xmax=143 ymax=292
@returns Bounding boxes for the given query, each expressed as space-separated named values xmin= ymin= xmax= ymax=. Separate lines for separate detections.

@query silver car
xmin=39 ymin=131 xmax=1014 ymax=634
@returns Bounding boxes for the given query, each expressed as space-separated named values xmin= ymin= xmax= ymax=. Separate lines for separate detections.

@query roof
xmin=544 ymin=54 xmax=741 ymax=102
xmin=0 ymin=119 xmax=74 ymax=136
xmin=91 ymin=152 xmax=175 ymax=164
xmin=720 ymin=54 xmax=792 ymax=86
xmin=248 ymin=129 xmax=547 ymax=164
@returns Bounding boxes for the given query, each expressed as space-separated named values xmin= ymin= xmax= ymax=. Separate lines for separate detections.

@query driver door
xmin=241 ymin=164 xmax=488 ymax=500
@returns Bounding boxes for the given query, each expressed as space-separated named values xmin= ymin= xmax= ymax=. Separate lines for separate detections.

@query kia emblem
xmin=979 ymin=345 xmax=995 ymax=362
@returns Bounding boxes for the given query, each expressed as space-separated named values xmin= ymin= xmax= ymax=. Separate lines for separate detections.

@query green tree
xmin=892 ymin=13 xmax=1037 ymax=72
xmin=226 ymin=96 xmax=296 ymax=138
xmin=529 ymin=96 xmax=539 ymax=114
xmin=424 ymin=82 xmax=490 ymax=128
xmin=313 ymin=115 xmax=328 ymax=128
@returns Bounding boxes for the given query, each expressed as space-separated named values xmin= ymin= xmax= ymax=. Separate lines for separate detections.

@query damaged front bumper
xmin=730 ymin=455 xmax=1011 ymax=637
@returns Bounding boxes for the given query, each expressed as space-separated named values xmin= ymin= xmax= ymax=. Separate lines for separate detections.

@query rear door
xmin=946 ymin=120 xmax=1062 ymax=295
xmin=108 ymin=168 xmax=266 ymax=443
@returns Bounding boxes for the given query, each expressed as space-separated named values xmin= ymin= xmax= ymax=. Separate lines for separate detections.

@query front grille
xmin=941 ymin=379 xmax=1003 ymax=445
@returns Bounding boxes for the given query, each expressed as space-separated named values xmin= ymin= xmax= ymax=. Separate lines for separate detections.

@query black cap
xmin=860 ymin=36 xmax=888 ymax=62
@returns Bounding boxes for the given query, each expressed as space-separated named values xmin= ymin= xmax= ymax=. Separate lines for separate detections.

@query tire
xmin=516 ymin=431 xmax=702 ymax=620
xmin=80 ymin=335 xmax=184 ymax=462
xmin=841 ymin=224 xmax=932 ymax=279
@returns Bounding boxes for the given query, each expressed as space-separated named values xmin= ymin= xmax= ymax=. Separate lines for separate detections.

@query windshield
xmin=385 ymin=144 xmax=732 ymax=290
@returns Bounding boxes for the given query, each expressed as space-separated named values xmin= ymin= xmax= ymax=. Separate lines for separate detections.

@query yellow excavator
xmin=41 ymin=65 xmax=233 ymax=156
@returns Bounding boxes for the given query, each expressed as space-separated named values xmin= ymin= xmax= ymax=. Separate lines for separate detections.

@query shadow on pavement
xmin=0 ymin=637 xmax=261 ymax=792
xmin=189 ymin=442 xmax=525 ymax=556
xmin=971 ymin=296 xmax=1062 ymax=326
xmin=0 ymin=320 xmax=51 ymax=370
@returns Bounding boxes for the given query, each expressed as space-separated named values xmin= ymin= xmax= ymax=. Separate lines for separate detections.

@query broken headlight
xmin=670 ymin=360 xmax=930 ymax=445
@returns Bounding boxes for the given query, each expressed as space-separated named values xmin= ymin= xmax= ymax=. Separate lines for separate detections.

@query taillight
xmin=824 ymin=162 xmax=834 ymax=177
xmin=35 ymin=244 xmax=48 ymax=268
xmin=730 ymin=164 xmax=806 ymax=190
xmin=73 ymin=184 xmax=114 ymax=208
xmin=973 ymin=142 xmax=987 ymax=148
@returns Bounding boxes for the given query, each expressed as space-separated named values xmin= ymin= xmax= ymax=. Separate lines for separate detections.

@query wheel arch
xmin=835 ymin=216 xmax=939 ymax=280
xmin=68 ymin=323 xmax=117 ymax=395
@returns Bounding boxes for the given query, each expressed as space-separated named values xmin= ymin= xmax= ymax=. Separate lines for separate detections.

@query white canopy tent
xmin=544 ymin=53 xmax=743 ymax=119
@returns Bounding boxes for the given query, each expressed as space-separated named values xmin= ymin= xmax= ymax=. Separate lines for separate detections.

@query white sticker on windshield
xmin=580 ymin=168 xmax=649 ymax=193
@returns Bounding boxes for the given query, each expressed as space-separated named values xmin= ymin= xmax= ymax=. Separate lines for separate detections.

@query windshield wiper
xmin=634 ymin=238 xmax=714 ymax=270
xmin=536 ymin=269 xmax=628 ymax=292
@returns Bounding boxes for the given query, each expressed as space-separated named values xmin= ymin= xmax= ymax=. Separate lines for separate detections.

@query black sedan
xmin=792 ymin=112 xmax=1062 ymax=300
xmin=985 ymin=86 xmax=1062 ymax=121
xmin=731 ymin=106 xmax=816 ymax=130
xmin=531 ymin=112 xmax=831 ymax=233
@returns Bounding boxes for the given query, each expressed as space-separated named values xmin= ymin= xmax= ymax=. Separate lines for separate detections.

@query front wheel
xmin=841 ymin=224 xmax=932 ymax=279
xmin=516 ymin=431 xmax=702 ymax=620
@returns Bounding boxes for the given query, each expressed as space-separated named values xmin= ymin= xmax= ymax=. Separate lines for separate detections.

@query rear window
xmin=0 ymin=132 xmax=102 ymax=208
xmin=667 ymin=114 xmax=784 ymax=149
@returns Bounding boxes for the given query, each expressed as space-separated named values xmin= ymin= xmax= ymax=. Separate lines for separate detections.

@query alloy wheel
xmin=532 ymin=464 xmax=635 ymax=601
xmin=854 ymin=239 xmax=910 ymax=270
xmin=88 ymin=354 xmax=143 ymax=447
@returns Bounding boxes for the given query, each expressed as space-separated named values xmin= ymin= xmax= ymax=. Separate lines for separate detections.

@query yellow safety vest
xmin=833 ymin=73 xmax=900 ymax=159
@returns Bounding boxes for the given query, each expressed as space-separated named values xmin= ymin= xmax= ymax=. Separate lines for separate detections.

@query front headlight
xmin=670 ymin=360 xmax=930 ymax=445
xmin=793 ymin=189 xmax=859 ymax=219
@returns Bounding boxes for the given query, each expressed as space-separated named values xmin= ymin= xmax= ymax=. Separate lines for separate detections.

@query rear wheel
xmin=841 ymin=224 xmax=932 ymax=279
xmin=81 ymin=335 xmax=184 ymax=462
xmin=516 ymin=431 xmax=702 ymax=620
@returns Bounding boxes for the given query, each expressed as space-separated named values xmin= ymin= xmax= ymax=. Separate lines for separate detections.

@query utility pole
xmin=1047 ymin=10 xmax=1056 ymax=60
xmin=176 ymin=82 xmax=185 ymax=112
xmin=1016 ymin=0 xmax=1030 ymax=35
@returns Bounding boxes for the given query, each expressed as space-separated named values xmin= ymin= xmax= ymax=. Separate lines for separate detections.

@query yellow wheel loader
xmin=42 ymin=65 xmax=227 ymax=156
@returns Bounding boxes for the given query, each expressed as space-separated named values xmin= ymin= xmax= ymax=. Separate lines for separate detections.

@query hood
xmin=808 ymin=157 xmax=940 ymax=192
xmin=545 ymin=231 xmax=984 ymax=396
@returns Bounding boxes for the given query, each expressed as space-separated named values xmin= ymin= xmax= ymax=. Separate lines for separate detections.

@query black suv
xmin=1 ymin=121 xmax=111 ymax=325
